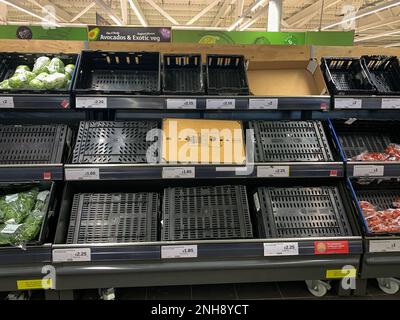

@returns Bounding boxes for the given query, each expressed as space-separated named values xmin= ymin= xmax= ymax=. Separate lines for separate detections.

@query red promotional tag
xmin=43 ymin=172 xmax=52 ymax=180
xmin=330 ymin=170 xmax=338 ymax=177
xmin=314 ymin=241 xmax=349 ymax=255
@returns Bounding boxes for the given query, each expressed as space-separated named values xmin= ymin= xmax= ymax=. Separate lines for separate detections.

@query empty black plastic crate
xmin=331 ymin=120 xmax=400 ymax=160
xmin=67 ymin=192 xmax=159 ymax=244
xmin=253 ymin=186 xmax=352 ymax=238
xmin=361 ymin=55 xmax=400 ymax=95
xmin=73 ymin=51 xmax=161 ymax=94
xmin=0 ymin=124 xmax=69 ymax=164
xmin=162 ymin=54 xmax=204 ymax=95
xmin=0 ymin=52 xmax=78 ymax=93
xmin=249 ymin=120 xmax=334 ymax=162
xmin=162 ymin=185 xmax=253 ymax=241
xmin=321 ymin=57 xmax=375 ymax=95
xmin=72 ymin=121 xmax=160 ymax=164
xmin=206 ymin=54 xmax=249 ymax=95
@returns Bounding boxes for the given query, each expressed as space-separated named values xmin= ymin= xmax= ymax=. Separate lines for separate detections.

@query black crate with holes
xmin=73 ymin=51 xmax=161 ymax=95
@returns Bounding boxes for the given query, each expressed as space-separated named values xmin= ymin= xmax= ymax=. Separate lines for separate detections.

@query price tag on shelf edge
xmin=161 ymin=245 xmax=198 ymax=259
xmin=335 ymin=98 xmax=362 ymax=109
xmin=249 ymin=98 xmax=278 ymax=110
xmin=257 ymin=166 xmax=290 ymax=177
xmin=206 ymin=99 xmax=235 ymax=109
xmin=76 ymin=97 xmax=107 ymax=109
xmin=369 ymin=240 xmax=400 ymax=253
xmin=264 ymin=242 xmax=299 ymax=256
xmin=381 ymin=98 xmax=400 ymax=109
xmin=53 ymin=248 xmax=91 ymax=262
xmin=166 ymin=99 xmax=196 ymax=109
xmin=353 ymin=165 xmax=384 ymax=177
xmin=65 ymin=168 xmax=100 ymax=180
xmin=0 ymin=97 xmax=14 ymax=108
xmin=162 ymin=167 xmax=195 ymax=179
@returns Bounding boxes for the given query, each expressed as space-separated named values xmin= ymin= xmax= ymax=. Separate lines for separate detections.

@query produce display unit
xmin=348 ymin=179 xmax=400 ymax=294
xmin=0 ymin=53 xmax=80 ymax=109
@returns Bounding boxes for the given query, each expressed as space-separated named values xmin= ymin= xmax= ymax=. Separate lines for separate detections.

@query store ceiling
xmin=0 ymin=0 xmax=400 ymax=46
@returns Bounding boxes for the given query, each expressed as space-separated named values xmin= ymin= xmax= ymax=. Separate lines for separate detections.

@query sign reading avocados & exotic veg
xmin=87 ymin=26 xmax=172 ymax=42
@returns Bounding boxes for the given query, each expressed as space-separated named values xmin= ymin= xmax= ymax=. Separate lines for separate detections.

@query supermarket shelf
xmin=64 ymin=162 xmax=344 ymax=181
xmin=0 ymin=93 xmax=72 ymax=109
xmin=0 ymin=164 xmax=63 ymax=181
xmin=74 ymin=95 xmax=330 ymax=111
xmin=333 ymin=95 xmax=400 ymax=110
xmin=346 ymin=162 xmax=400 ymax=178
xmin=0 ymin=245 xmax=52 ymax=265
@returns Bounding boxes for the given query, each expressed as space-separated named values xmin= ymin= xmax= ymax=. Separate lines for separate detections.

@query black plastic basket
xmin=253 ymin=186 xmax=353 ymax=238
xmin=0 ymin=52 xmax=78 ymax=94
xmin=321 ymin=57 xmax=375 ymax=95
xmin=361 ymin=55 xmax=400 ymax=95
xmin=72 ymin=121 xmax=160 ymax=164
xmin=206 ymin=54 xmax=249 ymax=95
xmin=66 ymin=192 xmax=159 ymax=244
xmin=162 ymin=54 xmax=204 ymax=95
xmin=73 ymin=50 xmax=161 ymax=95
xmin=331 ymin=120 xmax=400 ymax=160
xmin=162 ymin=185 xmax=253 ymax=241
xmin=0 ymin=124 xmax=69 ymax=164
xmin=249 ymin=120 xmax=334 ymax=162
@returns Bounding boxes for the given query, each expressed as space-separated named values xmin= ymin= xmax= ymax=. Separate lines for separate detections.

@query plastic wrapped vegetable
xmin=0 ymin=79 xmax=10 ymax=89
xmin=352 ymin=151 xmax=390 ymax=161
xmin=43 ymin=72 xmax=66 ymax=90
xmin=15 ymin=65 xmax=31 ymax=72
xmin=65 ymin=64 xmax=75 ymax=77
xmin=0 ymin=222 xmax=22 ymax=245
xmin=24 ymin=71 xmax=36 ymax=82
xmin=47 ymin=57 xmax=65 ymax=74
xmin=35 ymin=72 xmax=48 ymax=82
xmin=8 ymin=72 xmax=30 ymax=89
xmin=385 ymin=144 xmax=400 ymax=161
xmin=29 ymin=78 xmax=45 ymax=90
xmin=32 ymin=56 xmax=51 ymax=75
xmin=0 ymin=188 xmax=38 ymax=224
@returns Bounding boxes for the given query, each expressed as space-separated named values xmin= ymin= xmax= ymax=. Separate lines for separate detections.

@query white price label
xmin=257 ymin=166 xmax=290 ymax=177
xmin=264 ymin=242 xmax=299 ymax=256
xmin=1 ymin=224 xmax=21 ymax=234
xmin=0 ymin=97 xmax=14 ymax=108
xmin=76 ymin=97 xmax=107 ymax=109
xmin=381 ymin=98 xmax=400 ymax=109
xmin=53 ymin=248 xmax=91 ymax=262
xmin=162 ymin=167 xmax=195 ymax=179
xmin=249 ymin=98 xmax=278 ymax=110
xmin=353 ymin=165 xmax=384 ymax=177
xmin=65 ymin=168 xmax=100 ymax=180
xmin=369 ymin=240 xmax=400 ymax=253
xmin=166 ymin=99 xmax=196 ymax=109
xmin=335 ymin=98 xmax=362 ymax=109
xmin=161 ymin=245 xmax=198 ymax=259
xmin=206 ymin=99 xmax=235 ymax=109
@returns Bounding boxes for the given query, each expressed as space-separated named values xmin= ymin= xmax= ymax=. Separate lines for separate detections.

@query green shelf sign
xmin=0 ymin=26 xmax=88 ymax=40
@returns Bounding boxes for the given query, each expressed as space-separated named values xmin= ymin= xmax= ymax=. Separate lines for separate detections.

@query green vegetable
xmin=35 ymin=72 xmax=48 ymax=82
xmin=24 ymin=71 xmax=36 ymax=82
xmin=0 ymin=80 xmax=10 ymax=89
xmin=0 ymin=188 xmax=38 ymax=224
xmin=64 ymin=71 xmax=72 ymax=81
xmin=47 ymin=57 xmax=65 ymax=74
xmin=65 ymin=64 xmax=75 ymax=77
xmin=32 ymin=56 xmax=51 ymax=75
xmin=15 ymin=65 xmax=31 ymax=72
xmin=29 ymin=78 xmax=45 ymax=90
xmin=8 ymin=73 xmax=29 ymax=89
xmin=43 ymin=72 xmax=66 ymax=89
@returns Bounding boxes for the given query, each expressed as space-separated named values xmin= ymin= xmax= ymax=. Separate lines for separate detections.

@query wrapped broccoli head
xmin=24 ymin=71 xmax=36 ymax=82
xmin=0 ymin=188 xmax=38 ymax=224
xmin=65 ymin=64 xmax=75 ymax=76
xmin=15 ymin=65 xmax=31 ymax=73
xmin=8 ymin=72 xmax=30 ymax=89
xmin=29 ymin=79 xmax=45 ymax=90
xmin=0 ymin=80 xmax=10 ymax=89
xmin=32 ymin=56 xmax=51 ymax=75
xmin=47 ymin=57 xmax=65 ymax=74
xmin=35 ymin=72 xmax=48 ymax=82
xmin=43 ymin=72 xmax=67 ymax=90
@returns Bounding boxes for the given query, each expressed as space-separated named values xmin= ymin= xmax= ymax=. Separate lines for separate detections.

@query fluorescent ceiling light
xmin=128 ymin=0 xmax=147 ymax=26
xmin=0 ymin=0 xmax=58 ymax=25
xmin=322 ymin=0 xmax=400 ymax=30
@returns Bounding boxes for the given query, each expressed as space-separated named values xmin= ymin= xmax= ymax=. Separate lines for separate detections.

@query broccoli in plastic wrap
xmin=0 ymin=188 xmax=38 ymax=224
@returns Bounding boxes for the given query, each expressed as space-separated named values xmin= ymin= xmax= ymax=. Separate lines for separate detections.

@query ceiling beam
xmin=187 ymin=0 xmax=220 ymax=25
xmin=94 ymin=0 xmax=124 ymax=25
xmin=128 ymin=0 xmax=147 ymax=26
xmin=145 ymin=0 xmax=179 ymax=25
xmin=0 ymin=2 xmax=7 ymax=23
xmin=239 ymin=5 xmax=268 ymax=31
xmin=227 ymin=0 xmax=268 ymax=31
xmin=70 ymin=2 xmax=95 ymax=22
xmin=120 ymin=0 xmax=128 ymax=24
xmin=212 ymin=0 xmax=231 ymax=27
xmin=357 ymin=14 xmax=400 ymax=32
xmin=355 ymin=28 xmax=400 ymax=43
xmin=0 ymin=0 xmax=58 ymax=24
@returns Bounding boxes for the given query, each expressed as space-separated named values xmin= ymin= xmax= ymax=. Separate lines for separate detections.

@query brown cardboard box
xmin=162 ymin=119 xmax=245 ymax=164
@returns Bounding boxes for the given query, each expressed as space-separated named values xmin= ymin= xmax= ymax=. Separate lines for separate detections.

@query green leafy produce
xmin=24 ymin=71 xmax=36 ymax=82
xmin=0 ymin=188 xmax=38 ymax=224
xmin=47 ymin=57 xmax=65 ymax=74
xmin=15 ymin=65 xmax=31 ymax=72
xmin=0 ymin=80 xmax=10 ymax=89
xmin=43 ymin=72 xmax=66 ymax=89
xmin=65 ymin=64 xmax=75 ymax=77
xmin=29 ymin=78 xmax=45 ymax=90
xmin=35 ymin=72 xmax=48 ymax=82
xmin=64 ymin=71 xmax=72 ymax=81
xmin=8 ymin=72 xmax=29 ymax=89
xmin=32 ymin=56 xmax=51 ymax=75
